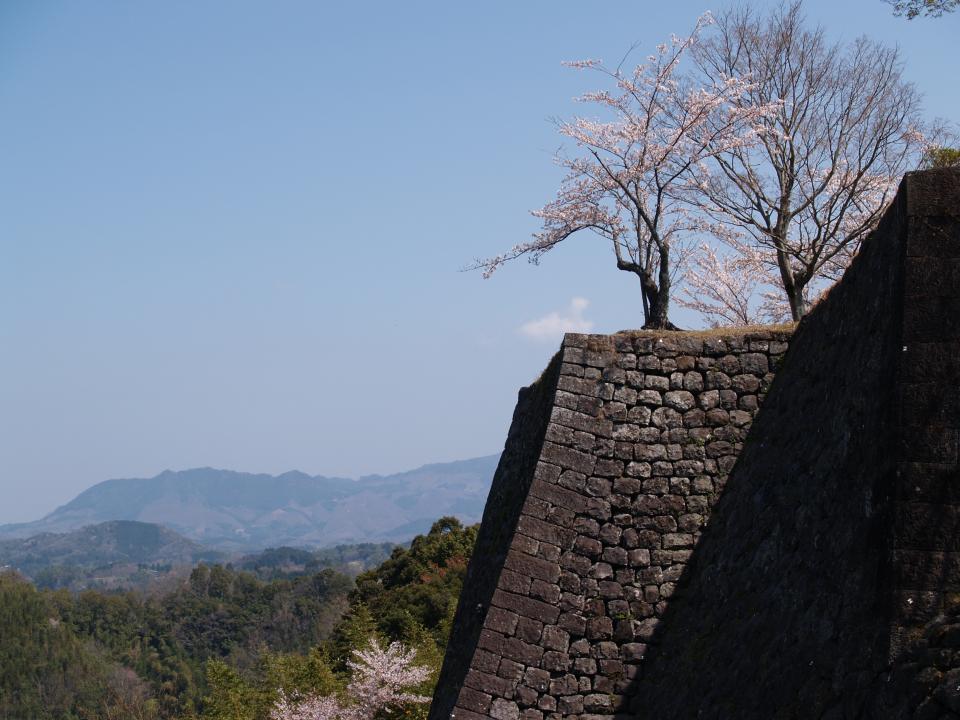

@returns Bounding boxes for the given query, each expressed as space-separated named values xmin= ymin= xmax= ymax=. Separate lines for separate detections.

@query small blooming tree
xmin=269 ymin=638 xmax=431 ymax=720
xmin=473 ymin=14 xmax=778 ymax=329
xmin=346 ymin=639 xmax=432 ymax=719
xmin=272 ymin=693 xmax=349 ymax=720
xmin=678 ymin=240 xmax=789 ymax=327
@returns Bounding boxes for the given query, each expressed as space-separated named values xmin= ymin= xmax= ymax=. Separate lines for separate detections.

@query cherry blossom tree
xmin=691 ymin=2 xmax=928 ymax=320
xmin=345 ymin=637 xmax=431 ymax=718
xmin=473 ymin=14 xmax=778 ymax=329
xmin=271 ymin=693 xmax=351 ymax=720
xmin=269 ymin=638 xmax=431 ymax=720
xmin=677 ymin=239 xmax=789 ymax=327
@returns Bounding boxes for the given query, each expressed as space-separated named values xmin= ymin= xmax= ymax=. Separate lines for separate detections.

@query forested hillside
xmin=237 ymin=542 xmax=395 ymax=580
xmin=0 ymin=521 xmax=224 ymax=592
xmin=0 ymin=517 xmax=476 ymax=720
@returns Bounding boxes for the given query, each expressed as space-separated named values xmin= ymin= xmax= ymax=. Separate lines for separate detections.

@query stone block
xmin=458 ymin=686 xmax=493 ymax=714
xmin=465 ymin=669 xmax=516 ymax=699
xmin=516 ymin=513 xmax=577 ymax=549
xmin=485 ymin=606 xmax=520 ymax=635
xmin=490 ymin=698 xmax=521 ymax=720
xmin=505 ymin=550 xmax=561 ymax=584
xmin=492 ymin=590 xmax=561 ymax=624
xmin=501 ymin=636 xmax=545 ymax=666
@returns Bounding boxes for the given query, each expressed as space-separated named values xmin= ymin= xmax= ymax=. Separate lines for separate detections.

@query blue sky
xmin=1 ymin=1 xmax=955 ymax=523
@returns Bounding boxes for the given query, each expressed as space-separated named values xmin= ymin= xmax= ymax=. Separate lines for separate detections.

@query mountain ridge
xmin=0 ymin=520 xmax=222 ymax=579
xmin=0 ymin=455 xmax=500 ymax=550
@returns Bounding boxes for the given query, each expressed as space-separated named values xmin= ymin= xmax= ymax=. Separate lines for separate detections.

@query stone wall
xmin=433 ymin=168 xmax=960 ymax=720
xmin=890 ymin=168 xmax=960 ymax=633
xmin=429 ymin=328 xmax=792 ymax=720
xmin=431 ymin=353 xmax=562 ymax=718
xmin=622 ymin=168 xmax=960 ymax=719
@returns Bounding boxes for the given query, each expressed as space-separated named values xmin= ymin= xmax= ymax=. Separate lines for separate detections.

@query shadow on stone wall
xmin=632 ymin=169 xmax=960 ymax=719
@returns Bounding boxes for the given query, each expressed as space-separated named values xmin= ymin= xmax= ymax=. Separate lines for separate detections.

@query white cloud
xmin=518 ymin=297 xmax=594 ymax=342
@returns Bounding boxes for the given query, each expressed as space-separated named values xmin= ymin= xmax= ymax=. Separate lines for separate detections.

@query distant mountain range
xmin=0 ymin=455 xmax=499 ymax=551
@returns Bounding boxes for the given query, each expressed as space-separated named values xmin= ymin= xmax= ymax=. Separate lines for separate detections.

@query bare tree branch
xmin=691 ymin=1 xmax=928 ymax=320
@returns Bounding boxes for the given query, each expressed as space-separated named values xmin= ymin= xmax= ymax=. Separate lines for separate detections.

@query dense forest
xmin=0 ymin=517 xmax=476 ymax=720
xmin=236 ymin=542 xmax=395 ymax=581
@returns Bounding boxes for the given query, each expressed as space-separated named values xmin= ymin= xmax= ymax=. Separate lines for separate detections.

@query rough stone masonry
xmin=429 ymin=326 xmax=792 ymax=720
xmin=431 ymin=168 xmax=960 ymax=720
xmin=632 ymin=170 xmax=960 ymax=720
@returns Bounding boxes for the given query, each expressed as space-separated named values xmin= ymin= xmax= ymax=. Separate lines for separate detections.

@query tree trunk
xmin=773 ymin=222 xmax=810 ymax=322
xmin=775 ymin=249 xmax=810 ymax=321
xmin=645 ymin=293 xmax=675 ymax=329
xmin=641 ymin=247 xmax=679 ymax=330
xmin=787 ymin=286 xmax=809 ymax=320
xmin=639 ymin=276 xmax=657 ymax=327
xmin=618 ymin=255 xmax=679 ymax=330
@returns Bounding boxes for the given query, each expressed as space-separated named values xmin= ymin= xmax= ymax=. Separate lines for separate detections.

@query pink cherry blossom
xmin=270 ymin=638 xmax=431 ymax=720
xmin=678 ymin=240 xmax=789 ymax=327
xmin=473 ymin=13 xmax=779 ymax=329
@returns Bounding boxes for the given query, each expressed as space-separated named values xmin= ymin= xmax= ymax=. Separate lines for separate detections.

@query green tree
xmin=887 ymin=0 xmax=959 ymax=18
xmin=923 ymin=146 xmax=960 ymax=168
xmin=200 ymin=661 xmax=257 ymax=720
xmin=327 ymin=603 xmax=379 ymax=672
xmin=0 ymin=572 xmax=116 ymax=719
xmin=349 ymin=517 xmax=476 ymax=649
xmin=258 ymin=649 xmax=339 ymax=699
